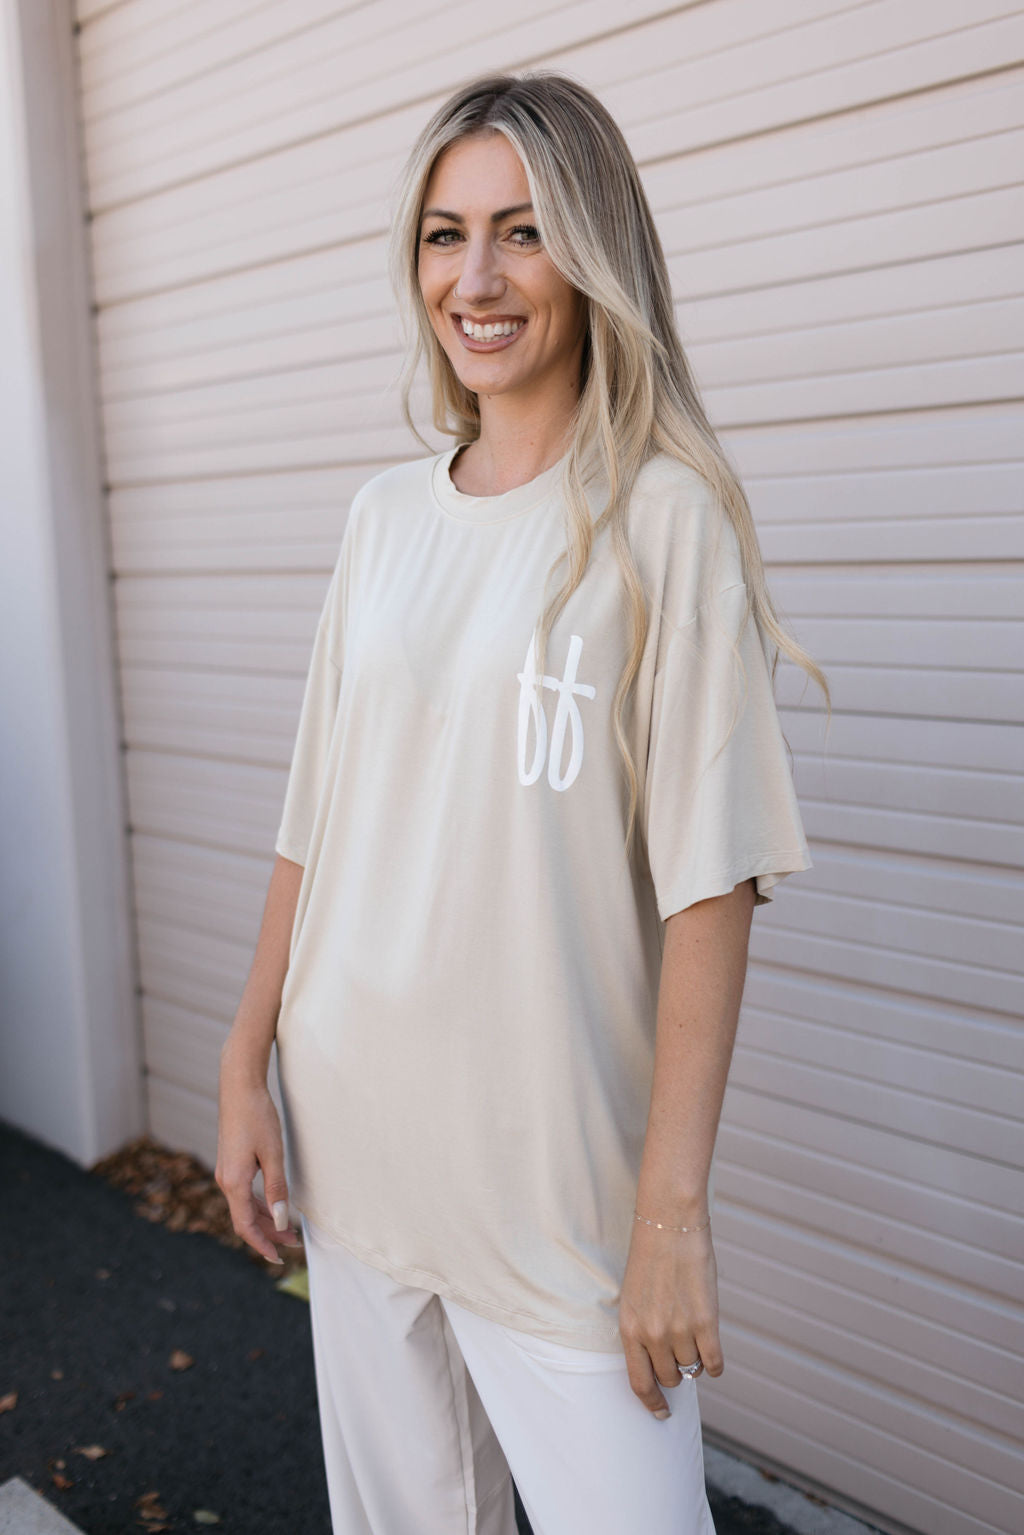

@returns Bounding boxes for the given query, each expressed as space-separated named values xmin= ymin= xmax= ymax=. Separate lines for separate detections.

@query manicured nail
xmin=272 ymin=1201 xmax=289 ymax=1231
xmin=654 ymin=1408 xmax=671 ymax=1419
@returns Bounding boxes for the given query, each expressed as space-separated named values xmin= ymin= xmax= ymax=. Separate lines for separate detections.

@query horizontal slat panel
xmin=736 ymin=1019 xmax=1021 ymax=1128
xmin=764 ymin=516 xmax=1024 ymax=565
xmin=716 ymin=1255 xmax=1023 ymax=1439
xmin=626 ymin=5 xmax=1024 ymax=164
xmin=80 ymin=0 xmax=685 ymax=206
xmin=114 ymin=571 xmax=334 ymax=665
xmin=731 ymin=398 xmax=1024 ymax=474
xmin=146 ymin=1077 xmax=219 ymax=1171
xmin=703 ymin=1353 xmax=1023 ymax=1535
xmin=794 ymin=811 xmax=1022 ymax=884
xmin=771 ymin=567 xmax=1023 ymax=618
xmin=119 ymin=667 xmax=311 ymax=764
xmin=748 ymin=965 xmax=1022 ymax=1072
xmin=131 ymin=833 xmax=271 ymax=939
xmin=728 ymin=1046 xmax=1019 ymax=1163
xmin=136 ymin=912 xmax=250 ymax=1022
xmin=670 ymin=185 xmax=1024 ymax=318
xmin=714 ymin=1144 xmax=1021 ymax=1297
xmin=757 ymin=833 xmax=1024 ymax=926
xmin=723 ymin=1086 xmax=1024 ymax=1219
xmin=750 ymin=890 xmax=1024 ymax=1010
xmin=107 ymin=464 xmax=372 ymax=571
xmin=77 ymin=0 xmax=372 ymax=93
xmin=141 ymin=995 xmax=227 ymax=1101
xmin=795 ymin=747 xmax=1022 ymax=824
xmin=783 ymin=663 xmax=1023 ymax=722
xmin=717 ymin=1203 xmax=1022 ymax=1360
xmin=125 ymin=750 xmax=285 ymax=856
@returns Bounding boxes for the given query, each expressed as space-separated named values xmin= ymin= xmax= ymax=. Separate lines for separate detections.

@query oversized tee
xmin=273 ymin=444 xmax=813 ymax=1352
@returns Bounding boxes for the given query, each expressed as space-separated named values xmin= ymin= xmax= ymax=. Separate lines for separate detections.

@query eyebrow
xmin=420 ymin=202 xmax=534 ymax=225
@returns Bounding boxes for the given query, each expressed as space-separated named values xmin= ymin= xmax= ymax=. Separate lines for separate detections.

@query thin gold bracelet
xmin=634 ymin=1207 xmax=711 ymax=1233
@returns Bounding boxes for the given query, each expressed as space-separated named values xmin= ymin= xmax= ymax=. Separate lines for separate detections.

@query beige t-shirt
xmin=273 ymin=445 xmax=813 ymax=1351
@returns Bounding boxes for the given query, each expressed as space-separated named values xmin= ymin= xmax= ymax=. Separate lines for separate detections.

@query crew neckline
xmin=431 ymin=444 xmax=571 ymax=524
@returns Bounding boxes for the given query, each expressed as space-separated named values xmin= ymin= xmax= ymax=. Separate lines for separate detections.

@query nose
xmin=453 ymin=236 xmax=506 ymax=307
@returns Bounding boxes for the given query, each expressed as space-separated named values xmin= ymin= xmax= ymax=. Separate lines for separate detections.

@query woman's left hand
xmin=618 ymin=1218 xmax=723 ymax=1418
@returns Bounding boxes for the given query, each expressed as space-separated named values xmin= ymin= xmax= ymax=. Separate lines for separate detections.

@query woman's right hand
xmin=215 ymin=1057 xmax=302 ymax=1265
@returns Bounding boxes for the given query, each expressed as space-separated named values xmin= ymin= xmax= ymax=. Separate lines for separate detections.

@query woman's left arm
xmin=619 ymin=875 xmax=757 ymax=1418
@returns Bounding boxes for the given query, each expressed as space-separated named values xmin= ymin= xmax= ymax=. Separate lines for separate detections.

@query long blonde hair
xmin=388 ymin=71 xmax=830 ymax=861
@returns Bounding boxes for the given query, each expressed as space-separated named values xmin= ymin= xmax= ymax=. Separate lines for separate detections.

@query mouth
xmin=450 ymin=313 xmax=527 ymax=351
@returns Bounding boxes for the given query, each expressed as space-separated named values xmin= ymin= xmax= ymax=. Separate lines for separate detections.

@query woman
xmin=217 ymin=71 xmax=826 ymax=1535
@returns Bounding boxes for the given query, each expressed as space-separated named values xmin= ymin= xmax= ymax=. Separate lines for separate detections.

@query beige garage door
xmin=73 ymin=3 xmax=1024 ymax=1532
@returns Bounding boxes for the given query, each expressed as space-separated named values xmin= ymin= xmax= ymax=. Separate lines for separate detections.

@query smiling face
xmin=416 ymin=131 xmax=587 ymax=409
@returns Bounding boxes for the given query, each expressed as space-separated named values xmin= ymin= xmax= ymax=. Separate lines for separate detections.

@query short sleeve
xmin=274 ymin=559 xmax=344 ymax=867
xmin=643 ymin=581 xmax=813 ymax=921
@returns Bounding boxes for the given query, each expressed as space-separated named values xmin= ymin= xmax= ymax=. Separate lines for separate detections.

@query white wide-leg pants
xmin=301 ymin=1213 xmax=717 ymax=1535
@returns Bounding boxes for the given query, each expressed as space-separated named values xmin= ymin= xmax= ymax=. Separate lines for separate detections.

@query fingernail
xmin=654 ymin=1407 xmax=671 ymax=1420
xmin=272 ymin=1201 xmax=289 ymax=1231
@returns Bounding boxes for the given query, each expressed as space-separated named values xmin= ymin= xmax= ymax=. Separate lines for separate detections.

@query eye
xmin=508 ymin=223 xmax=540 ymax=247
xmin=421 ymin=226 xmax=462 ymax=247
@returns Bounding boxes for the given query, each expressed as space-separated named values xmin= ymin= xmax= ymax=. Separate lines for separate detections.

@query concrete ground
xmin=0 ymin=1121 xmax=883 ymax=1535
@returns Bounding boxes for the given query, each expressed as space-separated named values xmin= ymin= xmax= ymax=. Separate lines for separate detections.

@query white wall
xmin=0 ymin=0 xmax=141 ymax=1163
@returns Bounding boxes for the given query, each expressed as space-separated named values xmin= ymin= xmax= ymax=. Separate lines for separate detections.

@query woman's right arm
xmin=215 ymin=852 xmax=305 ymax=1264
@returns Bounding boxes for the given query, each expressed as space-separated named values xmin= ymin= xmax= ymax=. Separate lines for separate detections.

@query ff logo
xmin=516 ymin=629 xmax=596 ymax=792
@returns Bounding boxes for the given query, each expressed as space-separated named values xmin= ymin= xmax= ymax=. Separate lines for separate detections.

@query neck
xmin=463 ymin=384 xmax=580 ymax=496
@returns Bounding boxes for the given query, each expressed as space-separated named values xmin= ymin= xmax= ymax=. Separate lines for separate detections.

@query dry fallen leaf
xmin=114 ymin=1389 xmax=137 ymax=1411
xmin=135 ymin=1490 xmax=169 ymax=1525
xmin=90 ymin=1134 xmax=306 ymax=1277
xmin=193 ymin=1512 xmax=221 ymax=1525
xmin=0 ymin=1391 xmax=17 ymax=1413
xmin=50 ymin=1368 xmax=64 ymax=1380
xmin=169 ymin=1348 xmax=194 ymax=1371
xmin=73 ymin=1443 xmax=109 ymax=1460
xmin=51 ymin=1471 xmax=74 ymax=1490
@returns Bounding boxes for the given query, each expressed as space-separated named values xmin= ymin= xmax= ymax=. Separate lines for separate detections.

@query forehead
xmin=422 ymin=132 xmax=529 ymax=207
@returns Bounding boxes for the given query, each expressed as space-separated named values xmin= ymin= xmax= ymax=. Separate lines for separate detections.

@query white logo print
xmin=516 ymin=629 xmax=596 ymax=792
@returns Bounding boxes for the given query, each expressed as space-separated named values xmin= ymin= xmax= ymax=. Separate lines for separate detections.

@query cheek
xmin=418 ymin=279 xmax=444 ymax=329
xmin=543 ymin=280 xmax=582 ymax=336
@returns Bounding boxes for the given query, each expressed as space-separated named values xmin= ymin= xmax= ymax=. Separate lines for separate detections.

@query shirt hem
xmin=296 ymin=1199 xmax=626 ymax=1354
xmin=656 ymin=847 xmax=813 ymax=922
xmin=274 ymin=831 xmax=307 ymax=866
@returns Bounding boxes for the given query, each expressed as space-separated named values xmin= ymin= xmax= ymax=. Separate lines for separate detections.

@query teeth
xmin=461 ymin=318 xmax=523 ymax=340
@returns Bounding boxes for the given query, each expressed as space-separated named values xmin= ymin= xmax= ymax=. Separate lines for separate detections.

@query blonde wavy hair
xmin=388 ymin=70 xmax=830 ymax=863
